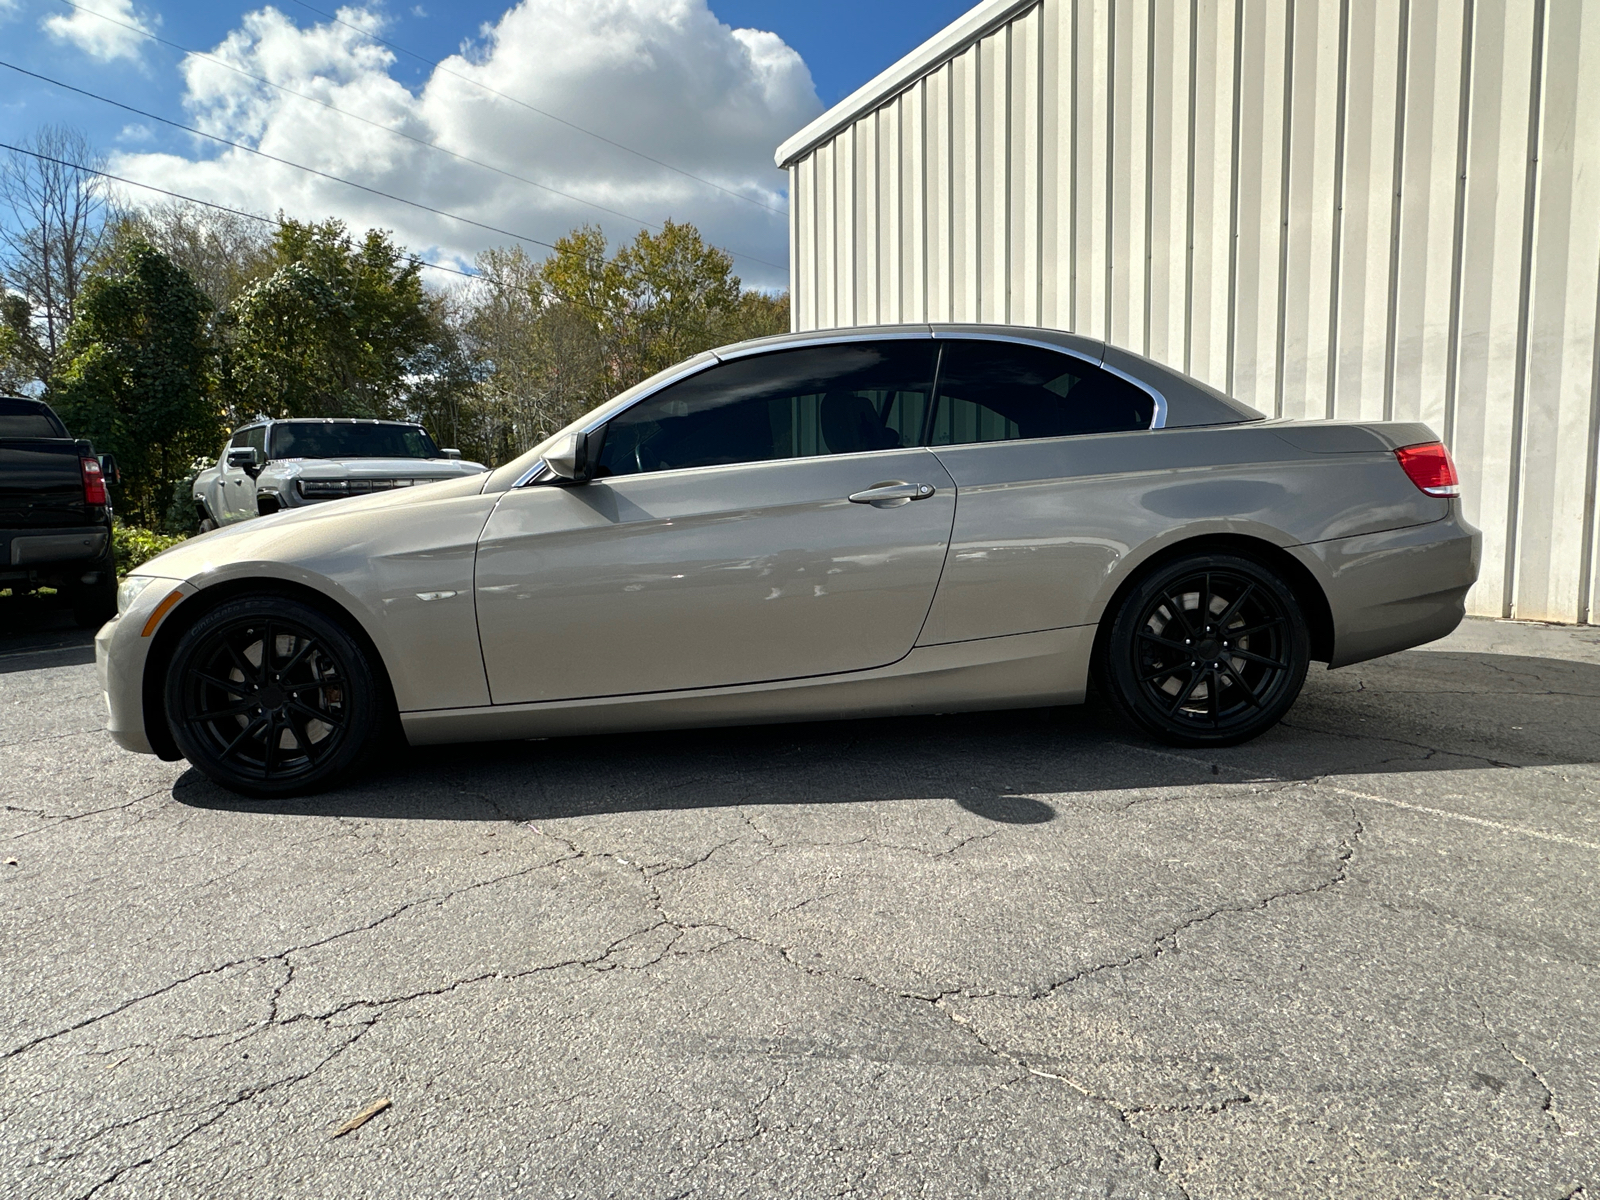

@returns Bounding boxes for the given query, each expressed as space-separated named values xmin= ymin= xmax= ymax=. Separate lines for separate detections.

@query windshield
xmin=269 ymin=422 xmax=439 ymax=460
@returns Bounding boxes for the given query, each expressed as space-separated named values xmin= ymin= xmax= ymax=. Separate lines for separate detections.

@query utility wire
xmin=44 ymin=0 xmax=786 ymax=271
xmin=0 ymin=143 xmax=674 ymax=331
xmin=281 ymin=0 xmax=788 ymax=217
xmin=0 ymin=58 xmax=570 ymax=255
xmin=0 ymin=139 xmax=477 ymax=279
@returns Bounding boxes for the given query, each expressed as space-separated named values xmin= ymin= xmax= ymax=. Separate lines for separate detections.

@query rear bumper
xmin=1294 ymin=507 xmax=1482 ymax=669
xmin=3 ymin=526 xmax=108 ymax=567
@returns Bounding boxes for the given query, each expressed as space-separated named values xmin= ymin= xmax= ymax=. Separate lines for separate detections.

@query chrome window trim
xmin=512 ymin=326 xmax=1166 ymax=488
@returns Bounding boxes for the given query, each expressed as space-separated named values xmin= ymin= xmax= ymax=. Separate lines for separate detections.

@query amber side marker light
xmin=141 ymin=589 xmax=185 ymax=637
xmin=1395 ymin=441 xmax=1460 ymax=497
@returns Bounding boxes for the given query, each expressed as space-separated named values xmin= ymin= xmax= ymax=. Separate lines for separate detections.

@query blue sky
xmin=0 ymin=0 xmax=976 ymax=288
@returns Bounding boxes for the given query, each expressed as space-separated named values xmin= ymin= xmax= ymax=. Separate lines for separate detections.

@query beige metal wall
xmin=784 ymin=0 xmax=1600 ymax=623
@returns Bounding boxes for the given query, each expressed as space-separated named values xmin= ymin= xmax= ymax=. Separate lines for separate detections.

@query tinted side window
xmin=929 ymin=340 xmax=1154 ymax=445
xmin=245 ymin=426 xmax=268 ymax=457
xmin=594 ymin=341 xmax=936 ymax=477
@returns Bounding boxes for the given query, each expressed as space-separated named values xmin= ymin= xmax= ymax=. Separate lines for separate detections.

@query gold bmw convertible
xmin=98 ymin=325 xmax=1480 ymax=797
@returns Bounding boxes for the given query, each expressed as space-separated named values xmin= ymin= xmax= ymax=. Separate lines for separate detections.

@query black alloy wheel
xmin=165 ymin=597 xmax=383 ymax=797
xmin=1101 ymin=553 xmax=1310 ymax=747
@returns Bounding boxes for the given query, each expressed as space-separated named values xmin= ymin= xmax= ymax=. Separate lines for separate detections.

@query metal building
xmin=775 ymin=0 xmax=1600 ymax=624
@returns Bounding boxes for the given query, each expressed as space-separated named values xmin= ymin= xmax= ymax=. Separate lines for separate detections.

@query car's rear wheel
xmin=164 ymin=597 xmax=383 ymax=797
xmin=70 ymin=545 xmax=118 ymax=629
xmin=1101 ymin=552 xmax=1310 ymax=747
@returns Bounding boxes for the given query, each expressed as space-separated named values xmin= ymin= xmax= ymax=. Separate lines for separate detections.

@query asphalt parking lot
xmin=2 ymin=595 xmax=1597 ymax=1199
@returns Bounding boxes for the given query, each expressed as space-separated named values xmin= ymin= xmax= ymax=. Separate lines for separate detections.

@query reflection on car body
xmin=100 ymin=325 xmax=1480 ymax=798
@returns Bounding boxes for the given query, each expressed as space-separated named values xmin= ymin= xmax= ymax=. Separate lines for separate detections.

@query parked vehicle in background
xmin=102 ymin=325 xmax=1481 ymax=798
xmin=0 ymin=395 xmax=119 ymax=627
xmin=192 ymin=419 xmax=487 ymax=529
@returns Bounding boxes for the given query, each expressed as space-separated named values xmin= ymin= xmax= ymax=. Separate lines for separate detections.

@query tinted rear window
xmin=0 ymin=399 xmax=68 ymax=438
xmin=930 ymin=340 xmax=1154 ymax=444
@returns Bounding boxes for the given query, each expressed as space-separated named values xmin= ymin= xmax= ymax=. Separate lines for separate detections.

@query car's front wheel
xmin=1100 ymin=552 xmax=1310 ymax=747
xmin=164 ymin=596 xmax=384 ymax=797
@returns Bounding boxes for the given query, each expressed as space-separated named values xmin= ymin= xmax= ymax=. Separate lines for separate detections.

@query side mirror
xmin=542 ymin=427 xmax=605 ymax=484
xmin=226 ymin=446 xmax=262 ymax=477
xmin=98 ymin=453 xmax=120 ymax=486
xmin=440 ymin=447 xmax=462 ymax=460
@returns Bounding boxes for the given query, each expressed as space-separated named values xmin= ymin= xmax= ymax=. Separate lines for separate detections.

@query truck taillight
xmin=1394 ymin=441 xmax=1459 ymax=497
xmin=80 ymin=456 xmax=107 ymax=505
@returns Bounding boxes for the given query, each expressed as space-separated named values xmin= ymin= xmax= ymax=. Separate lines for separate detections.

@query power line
xmin=0 ymin=58 xmax=572 ymax=256
xmin=45 ymin=0 xmax=786 ymax=272
xmin=0 ymin=139 xmax=478 ymax=280
xmin=281 ymin=0 xmax=788 ymax=218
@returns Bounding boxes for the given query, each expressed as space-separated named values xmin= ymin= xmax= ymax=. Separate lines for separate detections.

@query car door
xmin=916 ymin=336 xmax=1163 ymax=644
xmin=219 ymin=426 xmax=266 ymax=523
xmin=474 ymin=338 xmax=956 ymax=705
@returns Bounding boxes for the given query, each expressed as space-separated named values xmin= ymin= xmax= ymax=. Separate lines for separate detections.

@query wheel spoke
xmin=1231 ymin=619 xmax=1284 ymax=639
xmin=283 ymin=676 xmax=339 ymax=695
xmin=1229 ymin=646 xmax=1288 ymax=670
xmin=1220 ymin=660 xmax=1264 ymax=708
xmin=261 ymin=714 xmax=280 ymax=774
xmin=223 ymin=641 xmax=254 ymax=679
xmin=258 ymin=622 xmax=275 ymax=682
xmin=219 ymin=713 xmax=268 ymax=761
xmin=1138 ymin=631 xmax=1191 ymax=654
xmin=287 ymin=698 xmax=341 ymax=726
xmin=284 ymin=709 xmax=322 ymax=762
xmin=278 ymin=636 xmax=317 ymax=678
xmin=1207 ymin=667 xmax=1221 ymax=724
xmin=195 ymin=699 xmax=257 ymax=722
xmin=1139 ymin=663 xmax=1186 ymax=683
xmin=193 ymin=671 xmax=248 ymax=696
xmin=1164 ymin=668 xmax=1202 ymax=716
xmin=1164 ymin=593 xmax=1197 ymax=637
xmin=1216 ymin=584 xmax=1255 ymax=630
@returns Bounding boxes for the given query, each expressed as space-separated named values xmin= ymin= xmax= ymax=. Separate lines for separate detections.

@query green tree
xmin=455 ymin=221 xmax=791 ymax=463
xmin=47 ymin=241 xmax=220 ymax=526
xmin=225 ymin=219 xmax=433 ymax=421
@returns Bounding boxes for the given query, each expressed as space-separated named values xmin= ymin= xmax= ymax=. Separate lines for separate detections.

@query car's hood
xmin=277 ymin=457 xmax=486 ymax=478
xmin=134 ymin=470 xmax=493 ymax=580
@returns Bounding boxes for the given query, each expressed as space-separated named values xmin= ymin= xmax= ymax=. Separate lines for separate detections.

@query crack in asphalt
xmin=1 ymin=855 xmax=579 ymax=1062
xmin=1475 ymin=1003 xmax=1568 ymax=1137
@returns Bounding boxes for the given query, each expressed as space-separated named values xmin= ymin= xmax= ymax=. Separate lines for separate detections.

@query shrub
xmin=113 ymin=521 xmax=187 ymax=576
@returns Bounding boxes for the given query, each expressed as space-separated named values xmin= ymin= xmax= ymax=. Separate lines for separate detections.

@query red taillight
xmin=80 ymin=456 xmax=107 ymax=506
xmin=1395 ymin=441 xmax=1459 ymax=497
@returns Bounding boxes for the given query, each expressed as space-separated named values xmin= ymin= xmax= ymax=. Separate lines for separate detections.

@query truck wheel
xmin=198 ymin=518 xmax=217 ymax=533
xmin=1099 ymin=552 xmax=1310 ymax=747
xmin=164 ymin=596 xmax=385 ymax=797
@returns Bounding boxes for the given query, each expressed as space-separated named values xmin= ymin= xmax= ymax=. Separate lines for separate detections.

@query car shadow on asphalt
xmin=0 ymin=595 xmax=95 ymax=673
xmin=169 ymin=648 xmax=1600 ymax=825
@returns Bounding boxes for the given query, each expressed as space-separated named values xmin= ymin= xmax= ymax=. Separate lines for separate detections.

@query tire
xmin=163 ymin=596 xmax=385 ymax=797
xmin=1099 ymin=552 xmax=1310 ymax=748
xmin=197 ymin=518 xmax=217 ymax=533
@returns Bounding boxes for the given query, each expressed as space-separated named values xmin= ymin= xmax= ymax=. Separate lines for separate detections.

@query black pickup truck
xmin=0 ymin=395 xmax=118 ymax=627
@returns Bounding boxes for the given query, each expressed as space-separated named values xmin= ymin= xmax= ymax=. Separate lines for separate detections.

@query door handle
xmin=848 ymin=481 xmax=936 ymax=507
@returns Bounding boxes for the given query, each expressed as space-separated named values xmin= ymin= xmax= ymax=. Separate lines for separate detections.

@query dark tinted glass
xmin=594 ymin=341 xmax=936 ymax=477
xmin=270 ymin=422 xmax=437 ymax=459
xmin=0 ymin=399 xmax=67 ymax=438
xmin=929 ymin=340 xmax=1154 ymax=445
xmin=0 ymin=413 xmax=63 ymax=437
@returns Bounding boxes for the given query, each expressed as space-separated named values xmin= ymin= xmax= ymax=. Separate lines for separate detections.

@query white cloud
xmin=42 ymin=0 xmax=155 ymax=62
xmin=111 ymin=0 xmax=820 ymax=289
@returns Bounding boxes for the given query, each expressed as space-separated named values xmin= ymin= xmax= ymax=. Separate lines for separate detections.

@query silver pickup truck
xmin=193 ymin=418 xmax=487 ymax=529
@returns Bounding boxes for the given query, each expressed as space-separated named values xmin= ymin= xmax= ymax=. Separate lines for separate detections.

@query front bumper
xmin=96 ymin=576 xmax=191 ymax=756
xmin=1293 ymin=506 xmax=1482 ymax=668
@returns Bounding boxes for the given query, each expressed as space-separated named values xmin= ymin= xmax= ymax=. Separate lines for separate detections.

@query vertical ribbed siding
xmin=785 ymin=0 xmax=1600 ymax=624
